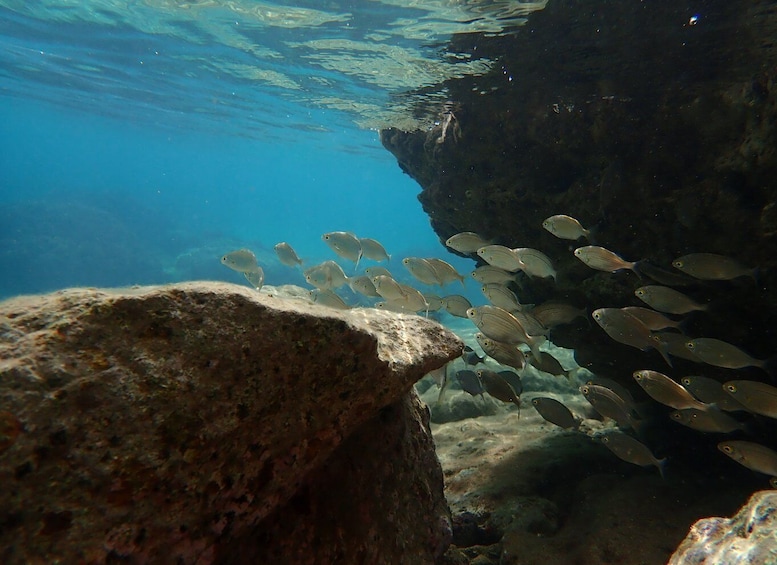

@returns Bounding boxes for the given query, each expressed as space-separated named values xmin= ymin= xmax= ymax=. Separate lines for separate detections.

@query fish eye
xmin=722 ymin=445 xmax=732 ymax=453
xmin=681 ymin=378 xmax=691 ymax=385
xmin=671 ymin=412 xmax=681 ymax=420
xmin=725 ymin=384 xmax=737 ymax=393
xmin=601 ymin=437 xmax=609 ymax=444
xmin=686 ymin=342 xmax=695 ymax=349
xmin=673 ymin=260 xmax=683 ymax=268
xmin=532 ymin=399 xmax=539 ymax=405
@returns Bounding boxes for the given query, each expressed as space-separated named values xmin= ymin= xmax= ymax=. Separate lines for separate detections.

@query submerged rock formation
xmin=0 ymin=282 xmax=461 ymax=564
xmin=669 ymin=490 xmax=777 ymax=564
xmin=381 ymin=0 xmax=777 ymax=385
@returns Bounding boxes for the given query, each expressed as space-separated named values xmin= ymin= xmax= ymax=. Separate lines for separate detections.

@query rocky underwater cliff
xmin=379 ymin=1 xmax=777 ymax=563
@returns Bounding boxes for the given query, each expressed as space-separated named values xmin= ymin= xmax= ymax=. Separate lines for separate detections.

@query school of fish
xmin=219 ymin=214 xmax=775 ymax=485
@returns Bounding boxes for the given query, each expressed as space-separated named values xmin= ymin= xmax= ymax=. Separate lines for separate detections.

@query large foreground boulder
xmin=0 ymin=282 xmax=462 ymax=563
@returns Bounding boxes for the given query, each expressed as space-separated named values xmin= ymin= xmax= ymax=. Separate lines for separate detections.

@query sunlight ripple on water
xmin=0 ymin=0 xmax=547 ymax=136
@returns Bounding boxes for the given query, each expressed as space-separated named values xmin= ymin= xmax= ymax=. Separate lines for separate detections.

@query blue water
xmin=0 ymin=1 xmax=532 ymax=301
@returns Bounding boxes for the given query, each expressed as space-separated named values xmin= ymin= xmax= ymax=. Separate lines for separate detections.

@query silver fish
xmin=322 ymin=231 xmax=362 ymax=268
xmin=592 ymin=308 xmax=671 ymax=367
xmin=719 ymin=440 xmax=777 ymax=477
xmin=670 ymin=407 xmax=746 ymax=433
xmin=467 ymin=305 xmax=545 ymax=360
xmin=396 ymin=284 xmax=429 ymax=313
xmin=574 ymin=246 xmax=637 ymax=273
xmin=723 ymin=380 xmax=777 ymax=418
xmin=634 ymin=286 xmax=707 ymax=315
xmin=422 ymin=294 xmax=445 ymax=312
xmin=446 ymin=231 xmax=491 ymax=254
xmin=372 ymin=275 xmax=408 ymax=301
xmin=681 ymin=376 xmax=747 ymax=412
xmin=456 ymin=369 xmax=485 ymax=397
xmin=580 ymin=384 xmax=641 ymax=431
xmin=426 ymin=258 xmax=466 ymax=286
xmin=511 ymin=310 xmax=549 ymax=337
xmin=632 ymin=369 xmax=706 ymax=410
xmin=402 ymin=257 xmax=442 ymax=286
xmin=512 ymin=248 xmax=557 ymax=281
xmin=221 ymin=248 xmax=259 ymax=273
xmin=621 ymin=306 xmax=685 ymax=332
xmin=686 ymin=339 xmax=772 ymax=375
xmin=532 ymin=397 xmax=580 ymax=430
xmin=476 ymin=245 xmax=524 ymax=273
xmin=654 ymin=331 xmax=702 ymax=362
xmin=375 ymin=300 xmax=417 ymax=314
xmin=672 ymin=253 xmax=756 ymax=281
xmin=348 ymin=275 xmax=380 ymax=297
xmin=600 ymin=432 xmax=666 ymax=477
xmin=524 ymin=351 xmax=570 ymax=379
xmin=481 ymin=283 xmax=522 ymax=312
xmin=586 ymin=377 xmax=635 ymax=406
xmin=530 ymin=302 xmax=587 ymax=329
xmin=305 ymin=260 xmax=349 ymax=290
xmin=475 ymin=333 xmax=526 ymax=371
xmin=461 ymin=345 xmax=485 ymax=366
xmin=471 ymin=265 xmax=520 ymax=285
xmin=359 ymin=237 xmax=390 ymax=262
xmin=542 ymin=214 xmax=591 ymax=241
xmin=477 ymin=369 xmax=521 ymax=408
xmin=365 ymin=266 xmax=392 ymax=278
xmin=441 ymin=294 xmax=472 ymax=318
xmin=309 ymin=289 xmax=350 ymax=310
xmin=273 ymin=242 xmax=303 ymax=267
xmin=243 ymin=269 xmax=264 ymax=290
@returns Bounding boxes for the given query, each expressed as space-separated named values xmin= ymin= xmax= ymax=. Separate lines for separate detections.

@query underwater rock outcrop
xmin=668 ymin=490 xmax=777 ymax=564
xmin=0 ymin=282 xmax=461 ymax=563
xmin=381 ymin=0 xmax=777 ymax=384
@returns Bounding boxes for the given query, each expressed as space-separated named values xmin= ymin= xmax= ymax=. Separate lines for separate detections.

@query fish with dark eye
xmin=592 ymin=308 xmax=672 ymax=367
xmin=524 ymin=351 xmax=570 ymax=379
xmin=477 ymin=369 xmax=521 ymax=409
xmin=426 ymin=258 xmax=466 ymax=286
xmin=621 ymin=307 xmax=685 ymax=332
xmin=580 ymin=384 xmax=642 ymax=431
xmin=456 ymin=369 xmax=485 ymax=398
xmin=322 ymin=231 xmax=363 ymax=269
xmin=476 ymin=245 xmax=524 ymax=273
xmin=685 ymin=339 xmax=775 ymax=377
xmin=441 ymin=294 xmax=472 ymax=318
xmin=348 ymin=275 xmax=380 ymax=297
xmin=481 ymin=283 xmax=522 ymax=312
xmin=670 ymin=407 xmax=747 ymax=433
xmin=719 ymin=440 xmax=777 ymax=481
xmin=723 ymin=380 xmax=777 ymax=418
xmin=402 ymin=257 xmax=442 ymax=286
xmin=512 ymin=248 xmax=557 ymax=281
xmin=680 ymin=376 xmax=747 ymax=412
xmin=471 ymin=265 xmax=521 ymax=285
xmin=309 ymin=289 xmax=350 ymax=310
xmin=574 ymin=246 xmax=638 ymax=273
xmin=532 ymin=397 xmax=580 ymax=430
xmin=634 ymin=286 xmax=707 ymax=315
xmin=305 ymin=260 xmax=349 ymax=290
xmin=475 ymin=333 xmax=526 ymax=372
xmin=542 ymin=214 xmax=592 ymax=241
xmin=446 ymin=231 xmax=492 ymax=254
xmin=468 ymin=305 xmax=545 ymax=360
xmin=358 ymin=237 xmax=390 ymax=262
xmin=274 ymin=242 xmax=303 ymax=267
xmin=365 ymin=266 xmax=391 ymax=278
xmin=672 ymin=253 xmax=756 ymax=281
xmin=600 ymin=432 xmax=666 ymax=478
xmin=632 ymin=369 xmax=706 ymax=410
xmin=221 ymin=248 xmax=260 ymax=273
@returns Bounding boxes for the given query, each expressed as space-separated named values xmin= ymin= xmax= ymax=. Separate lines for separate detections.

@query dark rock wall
xmin=381 ymin=0 xmax=777 ymax=387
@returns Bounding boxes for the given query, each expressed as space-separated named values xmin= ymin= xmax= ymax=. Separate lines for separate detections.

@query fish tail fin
xmin=529 ymin=335 xmax=546 ymax=363
xmin=585 ymin=224 xmax=598 ymax=246
xmin=631 ymin=260 xmax=644 ymax=280
xmin=355 ymin=252 xmax=362 ymax=272
xmin=762 ymin=356 xmax=777 ymax=381
xmin=676 ymin=316 xmax=690 ymax=335
xmin=656 ymin=340 xmax=673 ymax=368
xmin=656 ymin=457 xmax=668 ymax=480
